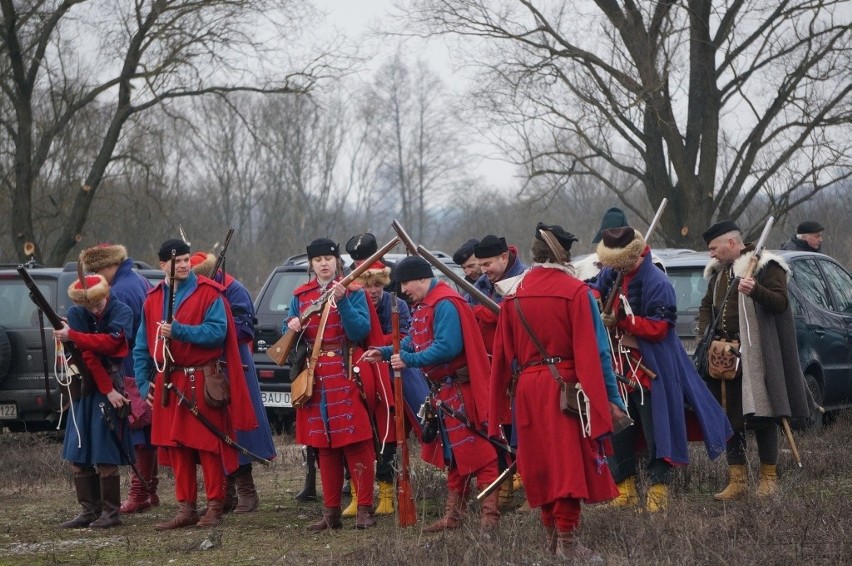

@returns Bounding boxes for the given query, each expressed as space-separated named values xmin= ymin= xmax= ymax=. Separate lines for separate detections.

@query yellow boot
xmin=714 ymin=464 xmax=748 ymax=501
xmin=756 ymin=464 xmax=778 ymax=497
xmin=609 ymin=477 xmax=639 ymax=508
xmin=341 ymin=484 xmax=358 ymax=518
xmin=375 ymin=481 xmax=395 ymax=515
xmin=646 ymin=484 xmax=668 ymax=513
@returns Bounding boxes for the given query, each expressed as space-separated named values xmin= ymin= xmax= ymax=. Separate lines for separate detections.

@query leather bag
xmin=707 ymin=339 xmax=740 ymax=380
xmin=292 ymin=302 xmax=332 ymax=408
xmin=204 ymin=367 xmax=231 ymax=408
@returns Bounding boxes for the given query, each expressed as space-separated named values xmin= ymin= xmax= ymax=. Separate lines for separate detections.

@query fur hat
xmin=79 ymin=243 xmax=127 ymax=273
xmin=306 ymin=238 xmax=339 ymax=260
xmin=596 ymin=227 xmax=646 ymax=271
xmin=355 ymin=261 xmax=391 ymax=287
xmin=190 ymin=252 xmax=217 ymax=279
xmin=395 ymin=256 xmax=433 ymax=283
xmin=67 ymin=274 xmax=110 ymax=306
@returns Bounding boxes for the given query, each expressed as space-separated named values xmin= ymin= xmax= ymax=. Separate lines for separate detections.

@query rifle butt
xmin=396 ymin=477 xmax=417 ymax=527
xmin=267 ymin=330 xmax=297 ymax=366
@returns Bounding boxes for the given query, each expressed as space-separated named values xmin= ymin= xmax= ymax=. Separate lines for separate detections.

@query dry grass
xmin=0 ymin=413 xmax=850 ymax=565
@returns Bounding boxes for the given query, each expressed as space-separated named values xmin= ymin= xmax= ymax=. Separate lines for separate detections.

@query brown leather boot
xmin=120 ymin=446 xmax=152 ymax=514
xmin=355 ymin=505 xmax=377 ymax=529
xmin=479 ymin=491 xmax=500 ymax=528
xmin=90 ymin=474 xmax=122 ymax=529
xmin=197 ymin=499 xmax=224 ymax=527
xmin=307 ymin=506 xmax=343 ymax=531
xmin=234 ymin=465 xmax=259 ymax=513
xmin=222 ymin=475 xmax=237 ymax=514
xmin=61 ymin=469 xmax=100 ymax=528
xmin=556 ymin=530 xmax=602 ymax=562
xmin=423 ymin=490 xmax=465 ymax=533
xmin=154 ymin=501 xmax=199 ymax=530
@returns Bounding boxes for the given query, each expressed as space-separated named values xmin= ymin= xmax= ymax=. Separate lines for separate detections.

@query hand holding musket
xmin=161 ymin=249 xmax=178 ymax=407
xmin=391 ymin=294 xmax=417 ymax=527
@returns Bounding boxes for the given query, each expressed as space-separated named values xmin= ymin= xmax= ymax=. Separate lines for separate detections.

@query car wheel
xmin=804 ymin=373 xmax=823 ymax=431
xmin=0 ymin=326 xmax=11 ymax=383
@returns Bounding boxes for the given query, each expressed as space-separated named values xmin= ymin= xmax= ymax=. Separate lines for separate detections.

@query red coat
xmin=413 ymin=282 xmax=495 ymax=474
xmin=143 ymin=276 xmax=256 ymax=474
xmin=292 ymin=279 xmax=393 ymax=449
xmin=489 ymin=266 xmax=618 ymax=506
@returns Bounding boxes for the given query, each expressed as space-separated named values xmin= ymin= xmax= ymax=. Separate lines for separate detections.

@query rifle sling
xmin=512 ymin=299 xmax=567 ymax=386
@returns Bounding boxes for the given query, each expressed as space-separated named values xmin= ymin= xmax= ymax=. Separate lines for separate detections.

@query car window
xmin=788 ymin=292 xmax=805 ymax=317
xmin=817 ymin=259 xmax=852 ymax=313
xmin=667 ymin=268 xmax=705 ymax=313
xmin=790 ymin=258 xmax=832 ymax=310
xmin=260 ymin=271 xmax=307 ymax=316
xmin=0 ymin=278 xmax=53 ymax=328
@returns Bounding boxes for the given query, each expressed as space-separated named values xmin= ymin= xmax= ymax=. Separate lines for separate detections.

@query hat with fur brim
xmin=79 ymin=243 xmax=128 ymax=273
xmin=68 ymin=274 xmax=110 ymax=306
xmin=596 ymin=227 xmax=646 ymax=271
xmin=355 ymin=261 xmax=391 ymax=287
xmin=190 ymin=252 xmax=217 ymax=279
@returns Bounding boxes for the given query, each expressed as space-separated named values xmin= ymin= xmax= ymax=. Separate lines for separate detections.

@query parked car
xmin=253 ymin=251 xmax=466 ymax=434
xmin=0 ymin=261 xmax=163 ymax=432
xmin=661 ymin=249 xmax=852 ymax=429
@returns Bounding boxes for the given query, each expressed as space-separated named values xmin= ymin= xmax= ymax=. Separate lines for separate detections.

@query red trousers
xmin=447 ymin=458 xmax=499 ymax=496
xmin=540 ymin=497 xmax=581 ymax=533
xmin=168 ymin=446 xmax=225 ymax=503
xmin=317 ymin=440 xmax=375 ymax=508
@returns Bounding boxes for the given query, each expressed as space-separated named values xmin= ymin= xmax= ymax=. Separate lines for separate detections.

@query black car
xmin=661 ymin=249 xmax=852 ymax=428
xmin=253 ymin=252 xmax=466 ymax=434
xmin=0 ymin=261 xmax=163 ymax=432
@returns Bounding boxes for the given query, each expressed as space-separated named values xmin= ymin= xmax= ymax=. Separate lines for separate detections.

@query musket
xmin=433 ymin=399 xmax=516 ymax=455
xmin=17 ymin=266 xmax=93 ymax=392
xmin=211 ymin=227 xmax=235 ymax=280
xmin=391 ymin=219 xmax=499 ymax=314
xmin=163 ymin=382 xmax=272 ymax=466
xmin=391 ymin=293 xmax=417 ymax=527
xmin=99 ymin=402 xmax=148 ymax=488
xmin=602 ymin=198 xmax=668 ymax=316
xmin=267 ymin=236 xmax=401 ymax=366
xmin=161 ymin=249 xmax=177 ymax=407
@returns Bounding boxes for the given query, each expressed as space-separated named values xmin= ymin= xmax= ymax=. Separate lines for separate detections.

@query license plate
xmin=261 ymin=391 xmax=291 ymax=408
xmin=0 ymin=403 xmax=18 ymax=419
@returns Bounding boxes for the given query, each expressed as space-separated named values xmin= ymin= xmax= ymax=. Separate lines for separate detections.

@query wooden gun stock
xmin=392 ymin=294 xmax=416 ymax=527
xmin=161 ymin=249 xmax=177 ymax=407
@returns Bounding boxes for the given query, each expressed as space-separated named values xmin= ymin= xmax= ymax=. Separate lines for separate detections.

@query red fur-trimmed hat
xmin=596 ymin=227 xmax=646 ymax=271
xmin=79 ymin=243 xmax=127 ymax=273
xmin=355 ymin=261 xmax=391 ymax=287
xmin=67 ymin=274 xmax=110 ymax=306
xmin=190 ymin=252 xmax=217 ymax=279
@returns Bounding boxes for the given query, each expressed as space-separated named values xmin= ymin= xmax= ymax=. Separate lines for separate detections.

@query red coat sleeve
xmin=616 ymin=315 xmax=669 ymax=342
xmin=82 ymin=350 xmax=116 ymax=395
xmin=68 ymin=328 xmax=129 ymax=358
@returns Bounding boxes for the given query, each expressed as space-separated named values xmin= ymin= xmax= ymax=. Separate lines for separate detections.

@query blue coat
xmin=593 ymin=255 xmax=732 ymax=465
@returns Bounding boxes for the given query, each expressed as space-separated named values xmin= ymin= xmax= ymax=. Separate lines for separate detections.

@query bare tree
xmin=1 ymin=0 xmax=330 ymax=264
xmin=403 ymin=0 xmax=852 ymax=247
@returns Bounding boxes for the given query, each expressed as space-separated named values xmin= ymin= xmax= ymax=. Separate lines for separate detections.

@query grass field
xmin=0 ymin=414 xmax=850 ymax=565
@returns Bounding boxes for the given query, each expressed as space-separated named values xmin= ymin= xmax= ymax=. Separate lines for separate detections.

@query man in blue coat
xmin=590 ymin=227 xmax=732 ymax=512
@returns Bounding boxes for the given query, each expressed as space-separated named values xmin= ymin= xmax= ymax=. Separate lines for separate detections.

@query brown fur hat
xmin=355 ymin=261 xmax=392 ymax=287
xmin=68 ymin=274 xmax=110 ymax=306
xmin=190 ymin=252 xmax=217 ymax=279
xmin=79 ymin=243 xmax=127 ymax=273
xmin=596 ymin=227 xmax=646 ymax=271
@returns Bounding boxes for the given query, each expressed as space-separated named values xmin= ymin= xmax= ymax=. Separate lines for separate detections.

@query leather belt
xmin=173 ymin=363 xmax=219 ymax=377
xmin=318 ymin=350 xmax=342 ymax=358
xmin=521 ymin=357 xmax=573 ymax=370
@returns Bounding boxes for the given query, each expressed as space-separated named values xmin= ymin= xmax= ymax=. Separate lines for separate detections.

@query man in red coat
xmin=133 ymin=239 xmax=257 ymax=529
xmin=489 ymin=225 xmax=622 ymax=559
xmin=364 ymin=256 xmax=500 ymax=532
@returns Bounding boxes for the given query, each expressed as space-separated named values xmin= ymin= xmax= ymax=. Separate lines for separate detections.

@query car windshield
xmin=666 ymin=268 xmax=705 ymax=313
xmin=0 ymin=277 xmax=53 ymax=328
xmin=259 ymin=271 xmax=307 ymax=316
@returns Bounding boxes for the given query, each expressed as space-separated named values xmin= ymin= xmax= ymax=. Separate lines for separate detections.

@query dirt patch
xmin=1 ymin=415 xmax=850 ymax=565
